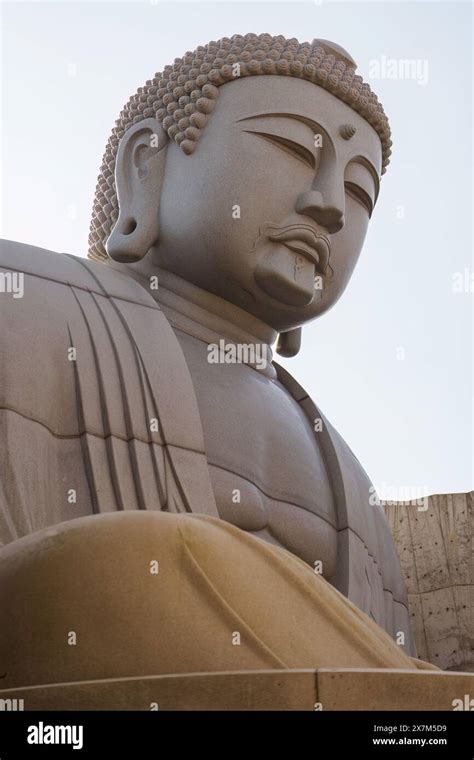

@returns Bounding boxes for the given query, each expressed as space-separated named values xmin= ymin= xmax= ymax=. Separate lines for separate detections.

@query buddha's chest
xmin=175 ymin=331 xmax=338 ymax=577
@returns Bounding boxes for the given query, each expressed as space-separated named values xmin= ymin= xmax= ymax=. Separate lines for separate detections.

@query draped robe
xmin=0 ymin=239 xmax=416 ymax=657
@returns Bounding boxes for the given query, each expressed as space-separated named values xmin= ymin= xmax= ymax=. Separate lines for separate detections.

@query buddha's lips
xmin=267 ymin=226 xmax=331 ymax=274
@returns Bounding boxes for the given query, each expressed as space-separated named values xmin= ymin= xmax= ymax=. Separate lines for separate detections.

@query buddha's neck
xmin=120 ymin=263 xmax=279 ymax=378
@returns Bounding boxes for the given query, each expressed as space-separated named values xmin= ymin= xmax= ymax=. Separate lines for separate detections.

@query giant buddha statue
xmin=2 ymin=34 xmax=467 ymax=711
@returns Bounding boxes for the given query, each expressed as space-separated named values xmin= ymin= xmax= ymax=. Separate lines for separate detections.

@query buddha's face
xmin=150 ymin=76 xmax=383 ymax=333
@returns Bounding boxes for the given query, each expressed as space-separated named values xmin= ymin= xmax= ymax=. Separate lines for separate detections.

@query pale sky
xmin=2 ymin=0 xmax=473 ymax=498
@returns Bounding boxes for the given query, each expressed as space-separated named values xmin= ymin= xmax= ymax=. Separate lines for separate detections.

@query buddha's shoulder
xmin=0 ymin=239 xmax=154 ymax=308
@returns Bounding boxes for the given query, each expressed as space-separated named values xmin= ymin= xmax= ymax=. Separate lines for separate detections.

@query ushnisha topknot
xmin=88 ymin=33 xmax=392 ymax=263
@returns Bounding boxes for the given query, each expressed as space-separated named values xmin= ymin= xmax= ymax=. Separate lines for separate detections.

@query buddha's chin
xmin=254 ymin=244 xmax=316 ymax=307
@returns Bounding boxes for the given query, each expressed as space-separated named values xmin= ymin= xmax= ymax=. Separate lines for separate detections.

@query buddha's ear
xmin=106 ymin=118 xmax=169 ymax=263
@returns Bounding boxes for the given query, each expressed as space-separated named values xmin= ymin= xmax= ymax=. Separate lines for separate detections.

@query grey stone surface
xmin=385 ymin=492 xmax=473 ymax=671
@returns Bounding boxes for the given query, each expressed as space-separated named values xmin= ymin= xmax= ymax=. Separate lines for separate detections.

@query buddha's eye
xmin=344 ymin=160 xmax=377 ymax=216
xmin=344 ymin=181 xmax=374 ymax=216
xmin=244 ymin=130 xmax=316 ymax=170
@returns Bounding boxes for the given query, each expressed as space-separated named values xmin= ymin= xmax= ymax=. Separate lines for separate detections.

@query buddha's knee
xmin=0 ymin=510 xmax=289 ymax=690
xmin=0 ymin=511 xmax=230 ymax=688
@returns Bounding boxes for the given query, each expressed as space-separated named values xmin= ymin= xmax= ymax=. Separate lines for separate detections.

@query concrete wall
xmin=385 ymin=492 xmax=473 ymax=672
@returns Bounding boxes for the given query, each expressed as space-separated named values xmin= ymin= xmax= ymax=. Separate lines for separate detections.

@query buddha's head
xmin=89 ymin=34 xmax=391 ymax=343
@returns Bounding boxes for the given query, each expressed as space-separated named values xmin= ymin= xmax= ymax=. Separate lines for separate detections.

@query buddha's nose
xmin=295 ymin=190 xmax=345 ymax=234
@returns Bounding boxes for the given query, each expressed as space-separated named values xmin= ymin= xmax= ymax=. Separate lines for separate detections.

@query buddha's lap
xmin=0 ymin=510 xmax=422 ymax=689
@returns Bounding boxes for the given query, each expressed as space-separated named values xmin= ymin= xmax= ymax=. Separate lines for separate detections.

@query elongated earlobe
xmin=106 ymin=118 xmax=169 ymax=263
xmin=276 ymin=327 xmax=302 ymax=357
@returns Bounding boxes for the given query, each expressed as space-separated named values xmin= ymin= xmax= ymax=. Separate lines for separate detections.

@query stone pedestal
xmin=1 ymin=669 xmax=473 ymax=711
